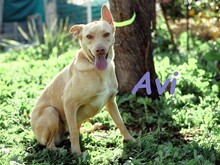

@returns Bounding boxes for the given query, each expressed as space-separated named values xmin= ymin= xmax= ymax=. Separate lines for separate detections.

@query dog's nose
xmin=96 ymin=46 xmax=106 ymax=56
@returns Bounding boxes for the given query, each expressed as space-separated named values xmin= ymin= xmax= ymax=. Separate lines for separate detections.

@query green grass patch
xmin=0 ymin=37 xmax=220 ymax=164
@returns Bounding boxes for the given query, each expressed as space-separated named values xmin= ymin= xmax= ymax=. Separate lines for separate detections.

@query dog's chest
xmin=73 ymin=66 xmax=118 ymax=122
xmin=90 ymin=71 xmax=117 ymax=109
xmin=90 ymin=87 xmax=116 ymax=109
xmin=76 ymin=87 xmax=116 ymax=123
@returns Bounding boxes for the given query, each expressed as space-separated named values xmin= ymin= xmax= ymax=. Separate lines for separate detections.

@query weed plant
xmin=0 ymin=18 xmax=75 ymax=60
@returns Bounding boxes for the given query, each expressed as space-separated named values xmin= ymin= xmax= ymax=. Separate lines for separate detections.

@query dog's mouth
xmin=89 ymin=50 xmax=108 ymax=71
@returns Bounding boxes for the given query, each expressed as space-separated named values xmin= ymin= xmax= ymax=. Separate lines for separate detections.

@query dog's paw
xmin=47 ymin=143 xmax=58 ymax=150
xmin=76 ymin=151 xmax=82 ymax=156
xmin=71 ymin=149 xmax=82 ymax=156
xmin=130 ymin=137 xmax=136 ymax=143
xmin=124 ymin=136 xmax=136 ymax=143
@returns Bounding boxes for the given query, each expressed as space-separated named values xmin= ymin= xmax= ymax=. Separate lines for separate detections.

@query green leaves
xmin=0 ymin=18 xmax=75 ymax=60
xmin=0 ymin=25 xmax=220 ymax=164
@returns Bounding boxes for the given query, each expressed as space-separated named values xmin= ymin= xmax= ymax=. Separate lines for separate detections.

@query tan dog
xmin=30 ymin=5 xmax=135 ymax=155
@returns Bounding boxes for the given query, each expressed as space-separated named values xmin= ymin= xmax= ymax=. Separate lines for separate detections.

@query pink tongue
xmin=95 ymin=56 xmax=107 ymax=70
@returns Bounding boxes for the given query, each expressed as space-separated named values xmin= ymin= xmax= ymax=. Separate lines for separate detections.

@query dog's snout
xmin=96 ymin=48 xmax=104 ymax=53
xmin=96 ymin=46 xmax=106 ymax=56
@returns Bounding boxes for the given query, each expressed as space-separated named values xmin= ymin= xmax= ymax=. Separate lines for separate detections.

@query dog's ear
xmin=101 ymin=5 xmax=114 ymax=26
xmin=69 ymin=25 xmax=84 ymax=39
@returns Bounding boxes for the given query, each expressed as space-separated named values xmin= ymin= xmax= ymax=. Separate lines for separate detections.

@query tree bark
xmin=109 ymin=0 xmax=159 ymax=99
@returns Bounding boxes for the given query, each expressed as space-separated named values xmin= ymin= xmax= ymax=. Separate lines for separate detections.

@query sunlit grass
xmin=0 ymin=37 xmax=219 ymax=164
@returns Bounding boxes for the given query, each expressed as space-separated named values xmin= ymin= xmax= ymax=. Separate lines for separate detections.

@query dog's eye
xmin=103 ymin=32 xmax=110 ymax=38
xmin=86 ymin=34 xmax=93 ymax=39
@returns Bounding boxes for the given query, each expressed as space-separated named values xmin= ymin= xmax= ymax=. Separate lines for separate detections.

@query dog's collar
xmin=88 ymin=49 xmax=96 ymax=61
xmin=82 ymin=45 xmax=95 ymax=64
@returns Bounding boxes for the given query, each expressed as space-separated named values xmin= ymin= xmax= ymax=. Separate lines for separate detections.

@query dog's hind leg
xmin=31 ymin=106 xmax=65 ymax=149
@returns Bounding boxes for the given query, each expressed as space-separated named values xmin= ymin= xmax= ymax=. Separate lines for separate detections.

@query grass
xmin=0 ymin=34 xmax=220 ymax=164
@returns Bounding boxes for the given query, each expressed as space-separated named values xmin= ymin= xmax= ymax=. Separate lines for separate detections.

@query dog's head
xmin=69 ymin=5 xmax=115 ymax=71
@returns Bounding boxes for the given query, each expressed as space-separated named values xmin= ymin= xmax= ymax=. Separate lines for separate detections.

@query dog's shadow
xmin=23 ymin=138 xmax=91 ymax=165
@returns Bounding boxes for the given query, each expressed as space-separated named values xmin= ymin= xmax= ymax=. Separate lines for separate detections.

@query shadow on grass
xmin=23 ymin=139 xmax=91 ymax=165
xmin=23 ymin=95 xmax=219 ymax=164
xmin=120 ymin=129 xmax=219 ymax=164
xmin=116 ymin=95 xmax=220 ymax=164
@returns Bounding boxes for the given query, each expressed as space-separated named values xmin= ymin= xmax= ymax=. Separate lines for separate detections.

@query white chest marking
xmin=90 ymin=88 xmax=116 ymax=109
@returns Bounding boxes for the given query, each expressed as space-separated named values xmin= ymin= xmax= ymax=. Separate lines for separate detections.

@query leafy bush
xmin=0 ymin=18 xmax=76 ymax=60
xmin=165 ymin=0 xmax=220 ymax=20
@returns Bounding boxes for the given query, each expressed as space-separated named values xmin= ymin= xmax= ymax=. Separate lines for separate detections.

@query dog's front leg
xmin=63 ymin=102 xmax=81 ymax=155
xmin=105 ymin=95 xmax=136 ymax=142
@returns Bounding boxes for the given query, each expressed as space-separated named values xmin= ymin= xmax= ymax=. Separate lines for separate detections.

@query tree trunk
xmin=109 ymin=0 xmax=159 ymax=99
